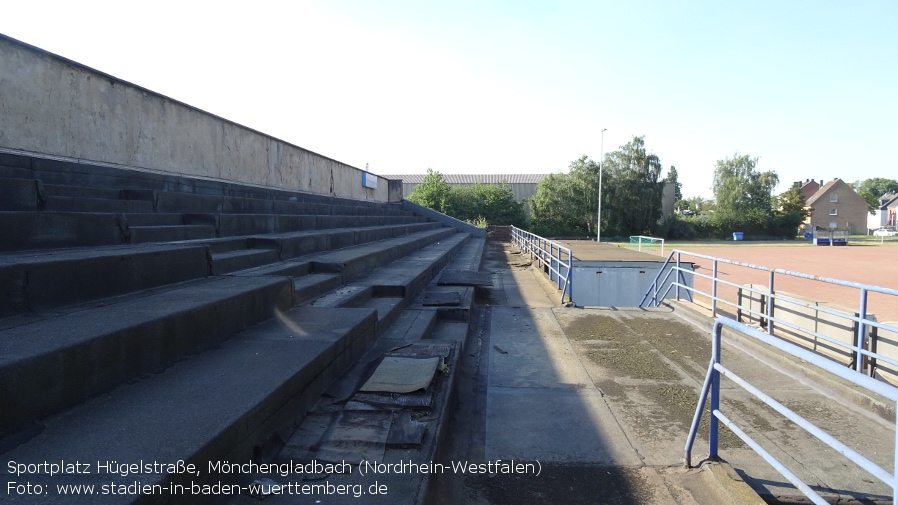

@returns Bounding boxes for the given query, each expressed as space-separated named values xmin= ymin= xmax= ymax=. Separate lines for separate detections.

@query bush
xmin=710 ymin=209 xmax=768 ymax=239
xmin=768 ymin=210 xmax=804 ymax=238
xmin=658 ymin=215 xmax=696 ymax=240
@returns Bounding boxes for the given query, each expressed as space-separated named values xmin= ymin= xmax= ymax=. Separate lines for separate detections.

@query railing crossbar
xmin=659 ymin=277 xmax=898 ymax=371
xmin=685 ymin=318 xmax=898 ymax=504
xmin=644 ymin=248 xmax=898 ymax=379
xmin=712 ymin=409 xmax=830 ymax=505
xmin=715 ymin=362 xmax=894 ymax=487
xmin=510 ymin=227 xmax=573 ymax=305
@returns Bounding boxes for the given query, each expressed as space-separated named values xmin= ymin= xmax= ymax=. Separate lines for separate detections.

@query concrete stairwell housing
xmin=0 ymin=151 xmax=484 ymax=503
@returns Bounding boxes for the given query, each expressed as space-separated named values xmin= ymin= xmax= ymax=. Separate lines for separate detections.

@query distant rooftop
xmin=381 ymin=174 xmax=550 ymax=184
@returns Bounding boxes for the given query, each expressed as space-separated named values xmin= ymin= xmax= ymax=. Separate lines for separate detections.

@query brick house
xmin=805 ymin=178 xmax=869 ymax=234
xmin=796 ymin=179 xmax=821 ymax=201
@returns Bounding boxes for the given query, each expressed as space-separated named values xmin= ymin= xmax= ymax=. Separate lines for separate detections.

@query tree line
xmin=528 ymin=140 xmax=807 ymax=240
xmin=407 ymin=135 xmax=895 ymax=239
xmin=406 ymin=170 xmax=528 ymax=228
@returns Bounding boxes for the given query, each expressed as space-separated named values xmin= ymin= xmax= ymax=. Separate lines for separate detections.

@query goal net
xmin=629 ymin=235 xmax=665 ymax=256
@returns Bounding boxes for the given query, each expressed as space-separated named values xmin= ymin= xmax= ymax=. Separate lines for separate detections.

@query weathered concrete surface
xmin=437 ymin=242 xmax=741 ymax=504
xmin=0 ymin=34 xmax=396 ymax=202
xmin=1 ymin=306 xmax=379 ymax=504
xmin=438 ymin=240 xmax=896 ymax=504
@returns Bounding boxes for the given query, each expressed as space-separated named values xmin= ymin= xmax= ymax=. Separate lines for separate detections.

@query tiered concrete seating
xmin=0 ymin=152 xmax=484 ymax=503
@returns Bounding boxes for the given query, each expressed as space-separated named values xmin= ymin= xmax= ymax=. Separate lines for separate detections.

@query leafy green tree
xmin=852 ymin=178 xmax=898 ymax=198
xmin=529 ymin=159 xmax=599 ymax=236
xmin=775 ymin=185 xmax=809 ymax=218
xmin=601 ymin=136 xmax=664 ymax=236
xmin=678 ymin=196 xmax=715 ymax=214
xmin=712 ymin=154 xmax=778 ymax=214
xmin=407 ymin=168 xmax=451 ymax=212
xmin=407 ymin=170 xmax=527 ymax=227
xmin=771 ymin=185 xmax=809 ymax=238
xmin=446 ymin=181 xmax=527 ymax=226
xmin=851 ymin=178 xmax=898 ymax=214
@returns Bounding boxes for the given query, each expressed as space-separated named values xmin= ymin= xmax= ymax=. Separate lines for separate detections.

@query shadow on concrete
xmin=434 ymin=240 xmax=649 ymax=504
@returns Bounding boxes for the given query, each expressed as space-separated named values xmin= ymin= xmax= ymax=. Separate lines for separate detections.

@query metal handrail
xmin=510 ymin=226 xmax=573 ymax=304
xmin=640 ymin=249 xmax=898 ymax=378
xmin=685 ymin=317 xmax=898 ymax=505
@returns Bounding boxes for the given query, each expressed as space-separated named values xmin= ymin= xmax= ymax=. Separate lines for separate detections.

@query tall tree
xmin=852 ymin=178 xmax=898 ymax=214
xmin=712 ymin=154 xmax=778 ymax=213
xmin=601 ymin=136 xmax=664 ymax=235
xmin=529 ymin=156 xmax=599 ymax=236
xmin=852 ymin=178 xmax=898 ymax=198
xmin=775 ymin=185 xmax=809 ymax=218
xmin=406 ymin=168 xmax=451 ymax=212
xmin=447 ymin=181 xmax=527 ymax=226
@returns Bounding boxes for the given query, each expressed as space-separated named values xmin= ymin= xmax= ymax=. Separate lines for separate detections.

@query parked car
xmin=873 ymin=227 xmax=898 ymax=237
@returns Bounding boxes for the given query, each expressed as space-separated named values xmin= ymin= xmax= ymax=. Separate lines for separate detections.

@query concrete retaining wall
xmin=0 ymin=34 xmax=397 ymax=203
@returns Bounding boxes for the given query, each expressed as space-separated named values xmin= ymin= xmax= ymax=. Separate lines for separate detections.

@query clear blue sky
xmin=2 ymin=1 xmax=895 ymax=198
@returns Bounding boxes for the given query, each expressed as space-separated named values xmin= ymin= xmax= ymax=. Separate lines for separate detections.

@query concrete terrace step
xmin=128 ymin=224 xmax=217 ymax=243
xmin=0 ymin=178 xmax=41 ymax=210
xmin=381 ymin=309 xmax=439 ymax=341
xmin=308 ymin=228 xmax=461 ymax=284
xmin=41 ymin=183 xmax=155 ymax=202
xmin=154 ymin=191 xmax=411 ymax=217
xmin=1 ymin=154 xmax=398 ymax=211
xmin=0 ymin=228 xmax=462 ymax=435
xmin=1 ymin=306 xmax=379 ymax=505
xmin=226 ymin=317 xmax=470 ymax=505
xmin=123 ymin=212 xmax=190 ymax=226
xmin=0 ymin=244 xmax=211 ymax=318
xmin=293 ymin=273 xmax=343 ymax=305
xmin=211 ymin=248 xmax=281 ymax=275
xmin=0 ymin=211 xmax=128 ymax=251
xmin=43 ymin=195 xmax=155 ymax=213
xmin=311 ymin=233 xmax=470 ymax=308
xmin=0 ymin=275 xmax=293 ymax=437
xmin=210 ymin=213 xmax=425 ymax=238
xmin=0 ymin=224 xmax=451 ymax=317
xmin=231 ymin=229 xmax=463 ymax=303
xmin=249 ymin=222 xmax=443 ymax=261
xmin=0 ymin=172 xmax=412 ymax=220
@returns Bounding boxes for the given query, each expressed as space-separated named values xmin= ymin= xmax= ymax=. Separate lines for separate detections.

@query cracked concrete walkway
xmin=436 ymin=240 xmax=896 ymax=505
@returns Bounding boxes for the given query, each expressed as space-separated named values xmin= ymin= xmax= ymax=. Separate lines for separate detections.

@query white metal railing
xmin=510 ymin=227 xmax=573 ymax=304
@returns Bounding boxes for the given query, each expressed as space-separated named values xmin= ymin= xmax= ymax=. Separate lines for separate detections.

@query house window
xmin=829 ymin=208 xmax=838 ymax=216
xmin=830 ymin=193 xmax=838 ymax=202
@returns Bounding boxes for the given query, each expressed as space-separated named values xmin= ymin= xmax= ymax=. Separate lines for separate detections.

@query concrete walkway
xmin=436 ymin=240 xmax=896 ymax=504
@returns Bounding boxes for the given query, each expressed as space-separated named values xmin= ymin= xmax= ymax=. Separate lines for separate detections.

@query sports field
xmin=661 ymin=240 xmax=898 ymax=323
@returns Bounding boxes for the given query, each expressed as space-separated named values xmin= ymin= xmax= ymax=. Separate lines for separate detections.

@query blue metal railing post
xmin=857 ymin=288 xmax=868 ymax=374
xmin=894 ymin=429 xmax=898 ymax=505
xmin=711 ymin=259 xmax=718 ymax=317
xmin=676 ymin=252 xmax=682 ymax=301
xmin=768 ymin=271 xmax=776 ymax=335
xmin=709 ymin=322 xmax=721 ymax=460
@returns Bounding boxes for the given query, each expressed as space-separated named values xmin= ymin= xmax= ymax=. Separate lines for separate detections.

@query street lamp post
xmin=597 ymin=128 xmax=606 ymax=243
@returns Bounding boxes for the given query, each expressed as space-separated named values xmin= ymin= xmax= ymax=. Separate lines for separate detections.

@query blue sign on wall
xmin=362 ymin=173 xmax=378 ymax=190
